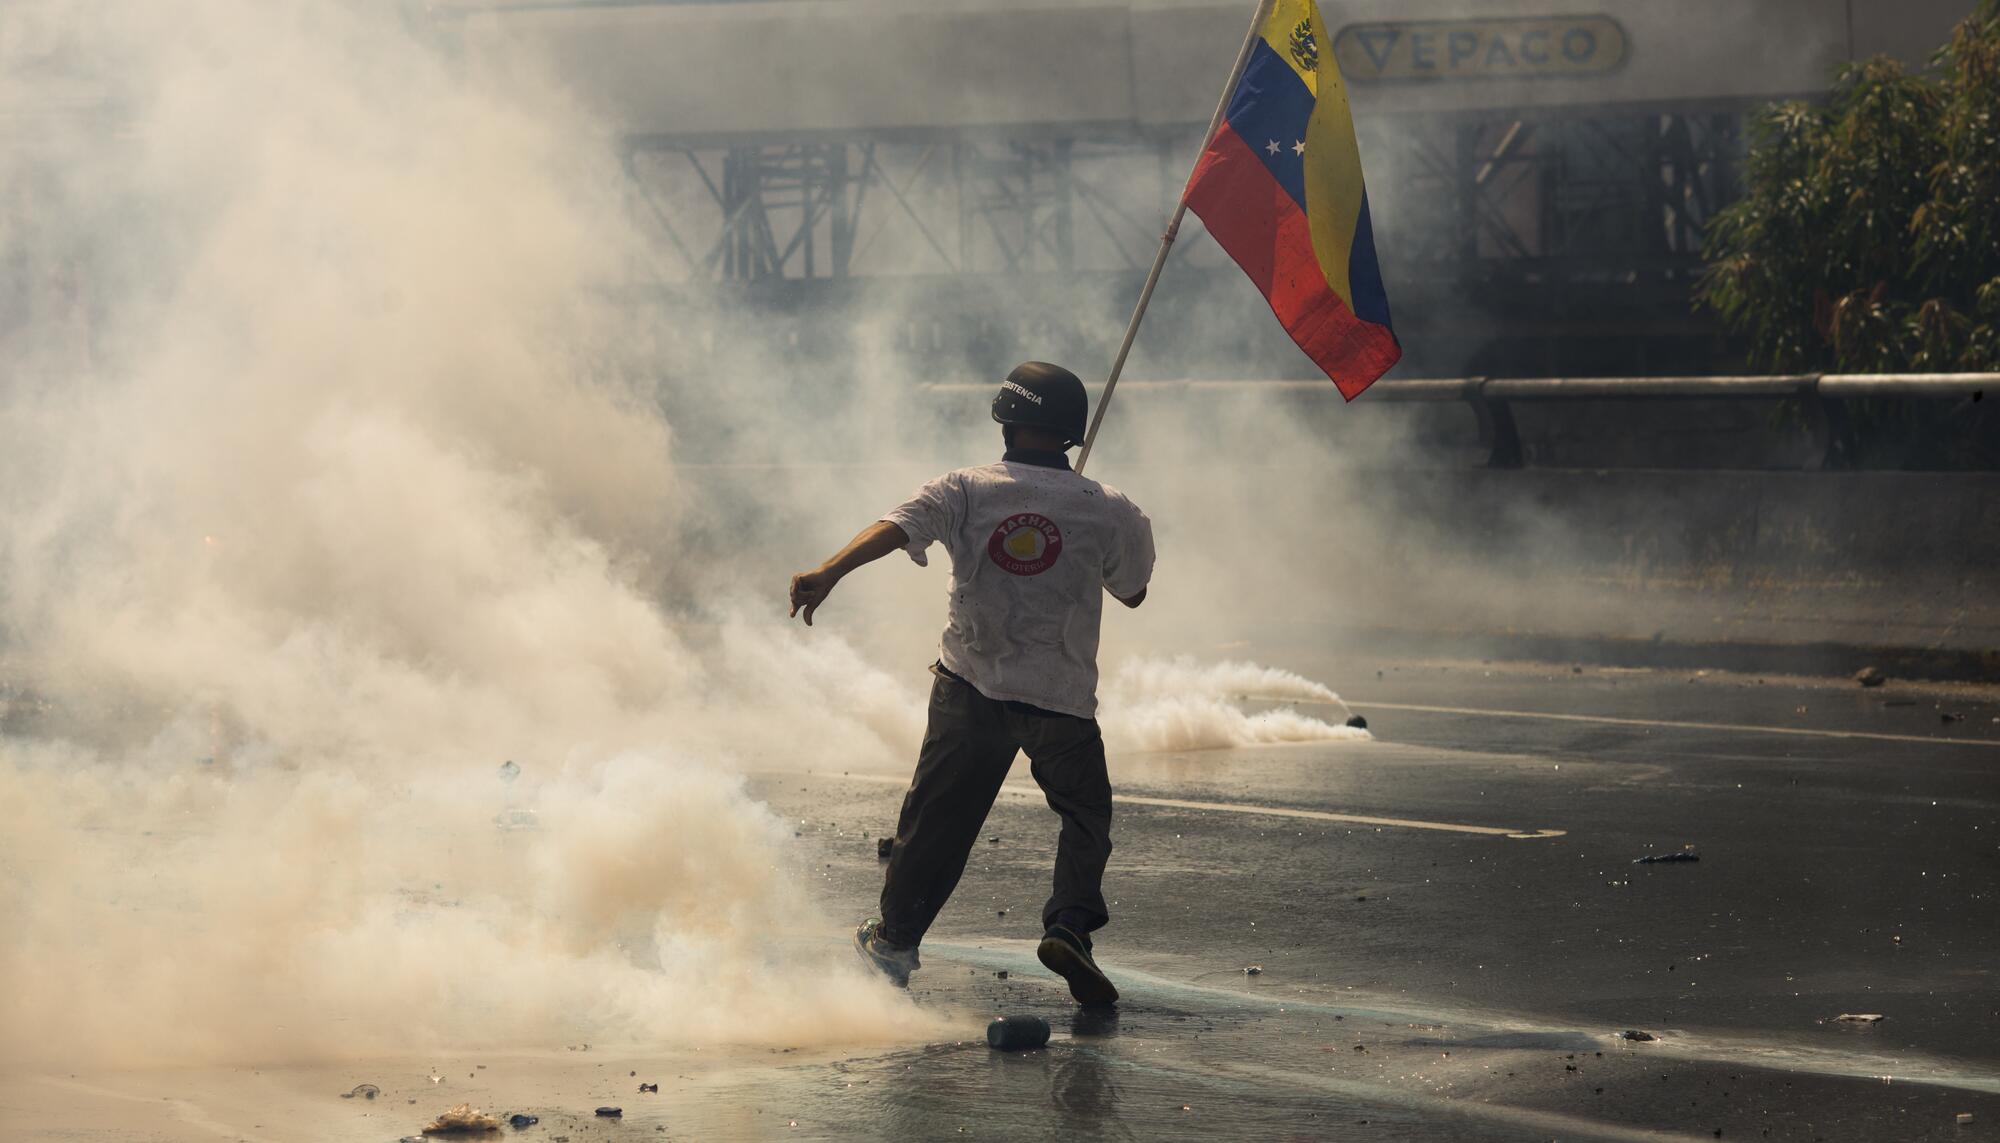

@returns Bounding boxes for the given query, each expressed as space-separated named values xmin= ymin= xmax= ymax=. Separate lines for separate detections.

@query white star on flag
xmin=1265 ymin=140 xmax=1280 ymax=155
xmin=1292 ymin=139 xmax=1306 ymax=156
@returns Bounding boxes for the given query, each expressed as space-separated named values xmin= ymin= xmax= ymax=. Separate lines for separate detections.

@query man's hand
xmin=789 ymin=567 xmax=841 ymax=626
xmin=788 ymin=521 xmax=911 ymax=628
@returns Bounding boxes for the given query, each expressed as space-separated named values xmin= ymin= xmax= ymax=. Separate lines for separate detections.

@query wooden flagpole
xmin=1074 ymin=0 xmax=1279 ymax=475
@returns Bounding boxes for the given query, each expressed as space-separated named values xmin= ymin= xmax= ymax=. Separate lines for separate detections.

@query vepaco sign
xmin=1333 ymin=15 xmax=1628 ymax=82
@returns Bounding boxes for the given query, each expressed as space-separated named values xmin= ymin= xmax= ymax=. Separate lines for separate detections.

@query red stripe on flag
xmin=1185 ymin=123 xmax=1401 ymax=400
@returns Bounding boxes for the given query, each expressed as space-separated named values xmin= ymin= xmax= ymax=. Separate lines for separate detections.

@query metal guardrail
xmin=921 ymin=373 xmax=1996 ymax=468
xmin=1382 ymin=373 xmax=1993 ymax=467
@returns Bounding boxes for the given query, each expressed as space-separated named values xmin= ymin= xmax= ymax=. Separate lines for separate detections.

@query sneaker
xmin=1037 ymin=923 xmax=1118 ymax=1007
xmin=853 ymin=918 xmax=920 ymax=987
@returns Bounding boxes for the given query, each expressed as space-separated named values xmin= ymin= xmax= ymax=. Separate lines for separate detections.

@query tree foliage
xmin=1698 ymin=0 xmax=2000 ymax=373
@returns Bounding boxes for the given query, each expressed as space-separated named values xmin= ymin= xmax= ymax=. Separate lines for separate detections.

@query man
xmin=788 ymin=362 xmax=1154 ymax=1007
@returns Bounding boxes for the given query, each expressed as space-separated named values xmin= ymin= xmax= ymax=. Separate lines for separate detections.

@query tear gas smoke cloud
xmin=0 ymin=0 xmax=948 ymax=1070
xmin=0 ymin=0 xmax=1365 ymax=1072
xmin=1103 ymin=658 xmax=1364 ymax=752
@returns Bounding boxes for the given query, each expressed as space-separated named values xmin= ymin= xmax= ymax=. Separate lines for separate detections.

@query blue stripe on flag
xmin=1223 ymin=40 xmax=1313 ymax=214
xmin=1347 ymin=191 xmax=1393 ymax=328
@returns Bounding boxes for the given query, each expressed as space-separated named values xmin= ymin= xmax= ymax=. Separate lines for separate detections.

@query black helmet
xmin=991 ymin=361 xmax=1088 ymax=447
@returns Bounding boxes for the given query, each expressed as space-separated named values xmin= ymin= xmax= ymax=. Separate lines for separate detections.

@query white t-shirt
xmin=882 ymin=452 xmax=1154 ymax=719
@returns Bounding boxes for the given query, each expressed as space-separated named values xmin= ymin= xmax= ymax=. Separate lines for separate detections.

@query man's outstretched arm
xmin=788 ymin=520 xmax=911 ymax=626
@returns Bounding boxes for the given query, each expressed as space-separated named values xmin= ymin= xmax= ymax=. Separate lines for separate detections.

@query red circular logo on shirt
xmin=987 ymin=513 xmax=1064 ymax=576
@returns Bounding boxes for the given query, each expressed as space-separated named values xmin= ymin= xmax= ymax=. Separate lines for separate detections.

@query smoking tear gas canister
xmin=986 ymin=1015 xmax=1051 ymax=1051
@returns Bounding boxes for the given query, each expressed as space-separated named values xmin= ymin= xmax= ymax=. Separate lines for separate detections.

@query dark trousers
xmin=878 ymin=668 xmax=1113 ymax=949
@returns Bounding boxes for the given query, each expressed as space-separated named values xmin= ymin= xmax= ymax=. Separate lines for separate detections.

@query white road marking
xmin=31 ymin=1077 xmax=247 ymax=1140
xmin=1111 ymin=792 xmax=1565 ymax=839
xmin=832 ymin=772 xmax=1565 ymax=839
xmin=1345 ymin=699 xmax=2000 ymax=748
xmin=1210 ymin=1062 xmax=1720 ymax=1143
xmin=931 ymin=939 xmax=2000 ymax=1099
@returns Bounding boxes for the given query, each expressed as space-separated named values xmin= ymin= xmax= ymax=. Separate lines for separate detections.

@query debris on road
xmin=1958 ymin=1112 xmax=1976 ymax=1125
xmin=995 ymin=970 xmax=1008 ymax=979
xmin=508 ymin=1115 xmax=537 ymax=1128
xmin=1854 ymin=667 xmax=1885 ymax=687
xmin=421 ymin=1104 xmax=501 ymax=1134
xmin=1345 ymin=715 xmax=1368 ymax=730
xmin=876 ymin=837 xmax=893 ymax=860
xmin=595 ymin=1106 xmax=623 ymax=1117
xmin=497 ymin=760 xmax=520 ymax=781
xmin=1633 ymin=849 xmax=1699 ymax=864
xmin=639 ymin=1082 xmax=659 ymax=1093
xmin=1620 ymin=1030 xmax=1657 ymax=1042
xmin=341 ymin=1083 xmax=381 ymax=1100
xmin=1941 ymin=711 xmax=1966 ymax=723
xmin=1835 ymin=1013 xmax=1885 ymax=1023
xmin=987 ymin=1015 xmax=1051 ymax=1051
xmin=1243 ymin=965 xmax=1263 ymax=976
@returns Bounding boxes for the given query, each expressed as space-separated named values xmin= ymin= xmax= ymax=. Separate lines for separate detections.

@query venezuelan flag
xmin=1185 ymin=0 xmax=1399 ymax=398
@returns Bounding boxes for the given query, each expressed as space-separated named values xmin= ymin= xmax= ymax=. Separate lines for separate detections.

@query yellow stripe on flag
xmin=1301 ymin=0 xmax=1365 ymax=313
xmin=1257 ymin=0 xmax=1319 ymax=94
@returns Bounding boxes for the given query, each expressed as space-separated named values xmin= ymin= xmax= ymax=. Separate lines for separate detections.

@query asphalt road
xmin=747 ymin=660 xmax=2000 ymax=1141
xmin=7 ymin=659 xmax=1995 ymax=1141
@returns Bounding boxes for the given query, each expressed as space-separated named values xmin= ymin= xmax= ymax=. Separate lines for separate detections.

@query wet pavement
xmin=7 ymin=660 xmax=1997 ymax=1140
xmin=752 ymin=660 xmax=2000 ymax=1140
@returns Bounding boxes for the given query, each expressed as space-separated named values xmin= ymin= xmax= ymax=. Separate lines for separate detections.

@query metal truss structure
xmin=619 ymin=109 xmax=1748 ymax=376
xmin=624 ymin=110 xmax=1740 ymax=285
xmin=623 ymin=135 xmax=1189 ymax=283
xmin=1379 ymin=112 xmax=1742 ymax=279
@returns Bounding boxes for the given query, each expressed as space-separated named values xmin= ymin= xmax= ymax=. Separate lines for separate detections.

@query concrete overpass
xmin=432 ymin=0 xmax=1974 ymax=376
xmin=2 ymin=0 xmax=1976 ymax=378
xmin=451 ymin=0 xmax=1970 ymax=138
